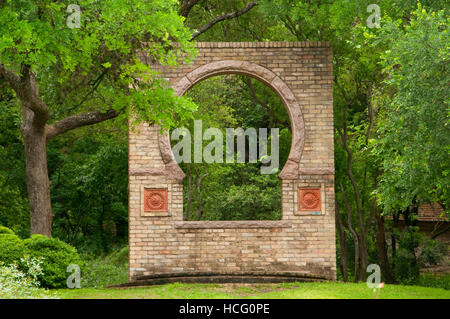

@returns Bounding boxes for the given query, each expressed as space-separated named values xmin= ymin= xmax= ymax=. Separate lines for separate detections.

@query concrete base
xmin=108 ymin=271 xmax=327 ymax=288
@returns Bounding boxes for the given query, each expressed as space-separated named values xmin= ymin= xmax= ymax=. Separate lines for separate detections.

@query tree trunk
xmin=338 ymin=104 xmax=369 ymax=282
xmin=99 ymin=200 xmax=108 ymax=253
xmin=1 ymin=64 xmax=121 ymax=237
xmin=375 ymin=211 xmax=395 ymax=283
xmin=335 ymin=206 xmax=348 ymax=282
xmin=195 ymin=172 xmax=208 ymax=221
xmin=358 ymin=234 xmax=368 ymax=281
xmin=339 ymin=182 xmax=360 ymax=282
xmin=21 ymin=107 xmax=52 ymax=237
xmin=185 ymin=165 xmax=192 ymax=221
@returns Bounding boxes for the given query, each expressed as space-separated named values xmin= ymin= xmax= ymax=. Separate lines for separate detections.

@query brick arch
xmin=158 ymin=60 xmax=305 ymax=182
xmin=128 ymin=42 xmax=336 ymax=282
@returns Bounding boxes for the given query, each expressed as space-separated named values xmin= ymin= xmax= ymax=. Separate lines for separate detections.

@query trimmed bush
xmin=0 ymin=226 xmax=14 ymax=235
xmin=0 ymin=233 xmax=24 ymax=265
xmin=23 ymin=235 xmax=82 ymax=288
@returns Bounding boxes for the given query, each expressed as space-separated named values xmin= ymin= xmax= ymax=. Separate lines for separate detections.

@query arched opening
xmin=159 ymin=61 xmax=305 ymax=183
xmin=161 ymin=61 xmax=305 ymax=221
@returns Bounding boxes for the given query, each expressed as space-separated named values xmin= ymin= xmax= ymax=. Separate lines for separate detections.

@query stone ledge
xmin=174 ymin=220 xmax=291 ymax=229
xmin=130 ymin=166 xmax=185 ymax=183
xmin=108 ymin=276 xmax=323 ymax=288
xmin=299 ymin=168 xmax=334 ymax=175
xmin=130 ymin=168 xmax=165 ymax=176
xmin=195 ymin=42 xmax=331 ymax=48
xmin=108 ymin=271 xmax=328 ymax=288
xmin=134 ymin=271 xmax=326 ymax=281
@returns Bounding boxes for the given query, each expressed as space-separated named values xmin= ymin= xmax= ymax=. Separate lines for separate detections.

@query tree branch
xmin=190 ymin=1 xmax=257 ymax=40
xmin=9 ymin=65 xmax=49 ymax=125
xmin=45 ymin=109 xmax=120 ymax=140
xmin=338 ymin=105 xmax=363 ymax=229
xmin=431 ymin=224 xmax=450 ymax=240
xmin=365 ymin=83 xmax=374 ymax=145
xmin=244 ymin=77 xmax=290 ymax=129
xmin=179 ymin=0 xmax=202 ymax=18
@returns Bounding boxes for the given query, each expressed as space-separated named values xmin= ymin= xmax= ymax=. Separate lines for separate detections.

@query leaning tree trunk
xmin=21 ymin=107 xmax=52 ymax=237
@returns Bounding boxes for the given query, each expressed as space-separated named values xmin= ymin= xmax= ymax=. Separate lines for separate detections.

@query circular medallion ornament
xmin=143 ymin=188 xmax=168 ymax=212
xmin=147 ymin=193 xmax=164 ymax=210
xmin=302 ymin=191 xmax=320 ymax=209
xmin=298 ymin=188 xmax=321 ymax=212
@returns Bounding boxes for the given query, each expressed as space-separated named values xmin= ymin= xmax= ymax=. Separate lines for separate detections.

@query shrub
xmin=0 ymin=256 xmax=58 ymax=299
xmin=0 ymin=226 xmax=14 ymax=235
xmin=418 ymin=239 xmax=447 ymax=267
xmin=23 ymin=235 xmax=83 ymax=288
xmin=393 ymin=227 xmax=422 ymax=284
xmin=0 ymin=232 xmax=24 ymax=265
xmin=394 ymin=226 xmax=447 ymax=285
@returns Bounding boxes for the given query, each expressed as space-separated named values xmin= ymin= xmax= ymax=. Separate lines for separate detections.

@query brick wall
xmin=129 ymin=42 xmax=336 ymax=281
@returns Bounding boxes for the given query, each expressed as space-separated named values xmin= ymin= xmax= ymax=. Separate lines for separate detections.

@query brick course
xmin=129 ymin=42 xmax=336 ymax=281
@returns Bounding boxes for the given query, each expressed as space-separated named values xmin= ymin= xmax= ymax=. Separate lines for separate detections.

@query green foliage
xmin=0 ymin=175 xmax=28 ymax=236
xmin=50 ymin=136 xmax=128 ymax=254
xmin=418 ymin=239 xmax=447 ymax=268
xmin=375 ymin=6 xmax=450 ymax=213
xmin=200 ymin=164 xmax=281 ymax=221
xmin=0 ymin=0 xmax=198 ymax=132
xmin=0 ymin=225 xmax=14 ymax=234
xmin=0 ymin=90 xmax=29 ymax=237
xmin=0 ymin=256 xmax=58 ymax=299
xmin=105 ymin=246 xmax=129 ymax=266
xmin=0 ymin=177 xmax=28 ymax=234
xmin=0 ymin=228 xmax=85 ymax=289
xmin=23 ymin=234 xmax=83 ymax=288
xmin=393 ymin=227 xmax=421 ymax=284
xmin=417 ymin=274 xmax=450 ymax=290
xmin=0 ymin=232 xmax=24 ymax=265
xmin=81 ymin=246 xmax=128 ymax=288
xmin=176 ymin=75 xmax=289 ymax=221
xmin=184 ymin=1 xmax=271 ymax=42
xmin=393 ymin=226 xmax=446 ymax=285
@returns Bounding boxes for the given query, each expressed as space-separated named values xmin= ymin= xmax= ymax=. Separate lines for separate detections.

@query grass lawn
xmin=56 ymin=282 xmax=450 ymax=299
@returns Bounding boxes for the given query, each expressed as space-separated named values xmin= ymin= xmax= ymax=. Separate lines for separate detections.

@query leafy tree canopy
xmin=0 ymin=0 xmax=197 ymax=130
xmin=374 ymin=6 xmax=449 ymax=213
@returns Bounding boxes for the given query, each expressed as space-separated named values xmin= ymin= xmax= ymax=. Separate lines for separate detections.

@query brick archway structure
xmin=128 ymin=42 xmax=336 ymax=283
